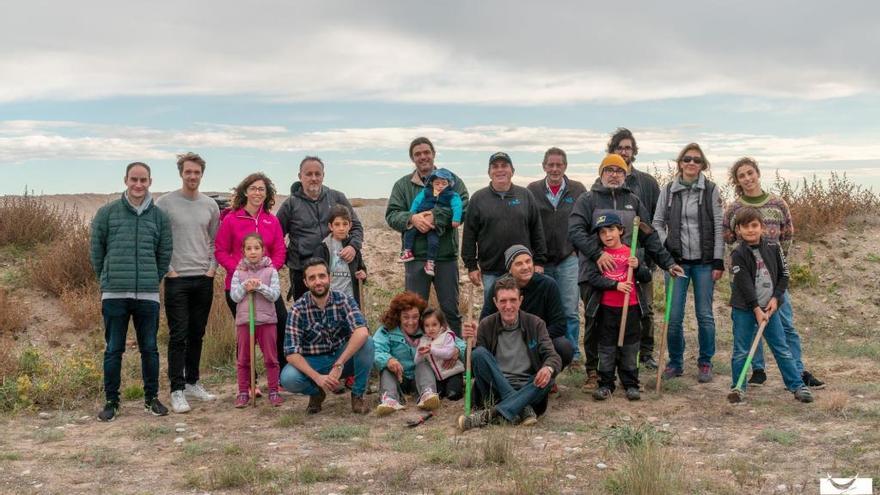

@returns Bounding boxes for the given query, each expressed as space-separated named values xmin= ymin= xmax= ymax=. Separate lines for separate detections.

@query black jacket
xmin=480 ymin=273 xmax=567 ymax=339
xmin=527 ymin=176 xmax=587 ymax=265
xmin=729 ymin=238 xmax=789 ymax=310
xmin=624 ymin=166 xmax=661 ymax=223
xmin=476 ymin=311 xmax=562 ymax=377
xmin=583 ymin=247 xmax=653 ymax=318
xmin=316 ymin=235 xmax=367 ymax=307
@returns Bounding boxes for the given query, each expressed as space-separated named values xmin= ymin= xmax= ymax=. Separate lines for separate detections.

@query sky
xmin=2 ymin=1 xmax=879 ymax=197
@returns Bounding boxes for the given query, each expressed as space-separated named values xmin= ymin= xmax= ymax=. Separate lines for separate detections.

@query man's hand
xmin=597 ymin=252 xmax=616 ymax=272
xmin=442 ymin=348 xmax=460 ymax=369
xmin=534 ymin=366 xmax=553 ymax=388
xmin=411 ymin=211 xmax=434 ymax=233
xmin=765 ymin=297 xmax=779 ymax=316
xmin=711 ymin=269 xmax=723 ymax=281
xmin=316 ymin=374 xmax=340 ymax=392
xmin=468 ymin=270 xmax=481 ymax=286
xmin=616 ymin=281 xmax=633 ymax=294
xmin=339 ymin=246 xmax=356 ymax=263
xmin=534 ymin=265 xmax=544 ymax=274
xmin=386 ymin=358 xmax=404 ymax=382
xmin=166 ymin=270 xmax=180 ymax=278
xmin=355 ymin=270 xmax=367 ymax=281
xmin=451 ymin=221 xmax=460 ymax=228
xmin=668 ymin=264 xmax=686 ymax=278
xmin=461 ymin=321 xmax=477 ymax=340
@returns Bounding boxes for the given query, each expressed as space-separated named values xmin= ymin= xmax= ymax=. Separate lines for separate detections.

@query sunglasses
xmin=681 ymin=156 xmax=704 ymax=164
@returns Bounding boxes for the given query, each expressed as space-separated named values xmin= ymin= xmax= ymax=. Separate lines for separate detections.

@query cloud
xmin=1 ymin=2 xmax=877 ymax=104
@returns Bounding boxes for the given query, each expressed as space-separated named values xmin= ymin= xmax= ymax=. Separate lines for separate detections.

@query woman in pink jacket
xmin=215 ymin=172 xmax=288 ymax=368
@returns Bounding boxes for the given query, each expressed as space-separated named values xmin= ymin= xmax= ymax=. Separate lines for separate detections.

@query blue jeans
xmin=102 ymin=298 xmax=160 ymax=403
xmin=751 ymin=291 xmax=804 ymax=374
xmin=731 ymin=308 xmax=804 ymax=391
xmin=665 ymin=264 xmax=716 ymax=371
xmin=279 ymin=337 xmax=375 ymax=397
xmin=480 ymin=272 xmax=503 ymax=305
xmin=471 ymin=347 xmax=552 ymax=422
xmin=542 ymin=254 xmax=581 ymax=359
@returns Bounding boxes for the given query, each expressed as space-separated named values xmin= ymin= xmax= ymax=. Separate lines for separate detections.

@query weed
xmin=788 ymin=262 xmax=818 ymax=288
xmin=482 ymin=432 xmax=514 ymax=465
xmin=185 ymin=457 xmax=286 ymax=491
xmin=662 ymin=377 xmax=690 ymax=393
xmin=601 ymin=423 xmax=671 ymax=451
xmin=297 ymin=463 xmax=345 ymax=484
xmin=758 ymin=428 xmax=798 ymax=446
xmin=316 ymin=424 xmax=369 ymax=441
xmin=274 ymin=411 xmax=306 ymax=428
xmin=727 ymin=456 xmax=762 ymax=490
xmin=73 ymin=447 xmax=122 ymax=467
xmin=223 ymin=444 xmax=244 ymax=456
xmin=122 ymin=384 xmax=145 ymax=401
xmin=132 ymin=424 xmax=173 ymax=441
xmin=0 ymin=452 xmax=21 ymax=461
xmin=866 ymin=253 xmax=880 ymax=263
xmin=605 ymin=442 xmax=689 ymax=495
xmin=0 ymin=288 xmax=27 ymax=334
xmin=33 ymin=428 xmax=64 ymax=443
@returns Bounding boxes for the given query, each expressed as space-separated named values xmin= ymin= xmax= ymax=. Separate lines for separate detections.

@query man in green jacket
xmin=90 ymin=162 xmax=173 ymax=422
xmin=385 ymin=137 xmax=469 ymax=333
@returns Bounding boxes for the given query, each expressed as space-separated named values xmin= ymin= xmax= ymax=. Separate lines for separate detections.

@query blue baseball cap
xmin=593 ymin=213 xmax=624 ymax=233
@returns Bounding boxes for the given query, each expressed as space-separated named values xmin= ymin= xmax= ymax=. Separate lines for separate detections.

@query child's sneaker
xmin=697 ymin=364 xmax=714 ymax=383
xmin=375 ymin=392 xmax=405 ymax=416
xmin=234 ymin=393 xmax=250 ymax=408
xmin=398 ymin=250 xmax=415 ymax=263
xmin=747 ymin=369 xmax=767 ymax=386
xmin=592 ymin=387 xmax=612 ymax=401
xmin=417 ymin=389 xmax=440 ymax=410
xmin=145 ymin=397 xmax=169 ymax=416
xmin=424 ymin=260 xmax=436 ymax=277
xmin=268 ymin=391 xmax=284 ymax=407
xmin=794 ymin=386 xmax=814 ymax=403
xmin=802 ymin=371 xmax=825 ymax=389
xmin=727 ymin=388 xmax=745 ymax=404
xmin=625 ymin=387 xmax=641 ymax=401
xmin=97 ymin=401 xmax=119 ymax=422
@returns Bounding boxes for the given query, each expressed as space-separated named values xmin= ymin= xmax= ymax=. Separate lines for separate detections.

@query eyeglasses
xmin=603 ymin=167 xmax=626 ymax=176
xmin=615 ymin=146 xmax=634 ymax=152
xmin=681 ymin=156 xmax=704 ymax=164
xmin=247 ymin=186 xmax=267 ymax=193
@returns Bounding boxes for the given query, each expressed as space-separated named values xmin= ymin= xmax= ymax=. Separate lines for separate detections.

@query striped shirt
xmin=284 ymin=289 xmax=366 ymax=356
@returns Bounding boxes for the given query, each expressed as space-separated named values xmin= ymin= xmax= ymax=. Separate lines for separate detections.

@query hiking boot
xmin=747 ymin=369 xmax=767 ymax=387
xmin=662 ymin=366 xmax=683 ymax=380
xmin=794 ymin=386 xmax=814 ymax=403
xmin=268 ymin=391 xmax=284 ymax=407
xmin=640 ymin=356 xmax=658 ymax=370
xmin=351 ymin=394 xmax=370 ymax=415
xmin=457 ymin=409 xmax=494 ymax=431
xmin=518 ymin=405 xmax=538 ymax=427
xmin=307 ymin=389 xmax=326 ymax=414
xmin=97 ymin=401 xmax=119 ymax=422
xmin=184 ymin=382 xmax=217 ymax=401
xmin=398 ymin=250 xmax=415 ymax=263
xmin=697 ymin=364 xmax=714 ymax=383
xmin=417 ymin=389 xmax=440 ymax=411
xmin=592 ymin=387 xmax=612 ymax=401
xmin=582 ymin=370 xmax=599 ymax=392
xmin=170 ymin=390 xmax=191 ymax=414
xmin=802 ymin=371 xmax=825 ymax=389
xmin=727 ymin=388 xmax=745 ymax=404
xmin=625 ymin=387 xmax=641 ymax=401
xmin=234 ymin=392 xmax=250 ymax=408
xmin=424 ymin=260 xmax=436 ymax=277
xmin=375 ymin=392 xmax=405 ymax=416
xmin=145 ymin=397 xmax=169 ymax=417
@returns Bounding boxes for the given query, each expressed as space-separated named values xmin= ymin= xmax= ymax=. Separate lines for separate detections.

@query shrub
xmin=25 ymin=221 xmax=97 ymax=297
xmin=605 ymin=442 xmax=689 ymax=495
xmin=0 ymin=195 xmax=71 ymax=247
xmin=0 ymin=288 xmax=27 ymax=334
xmin=200 ymin=275 xmax=237 ymax=369
xmin=0 ymin=346 xmax=102 ymax=411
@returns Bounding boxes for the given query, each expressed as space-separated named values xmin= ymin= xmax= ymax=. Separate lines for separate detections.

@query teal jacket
xmin=90 ymin=193 xmax=173 ymax=293
xmin=373 ymin=325 xmax=467 ymax=379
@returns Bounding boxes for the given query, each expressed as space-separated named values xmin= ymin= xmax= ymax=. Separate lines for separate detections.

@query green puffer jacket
xmin=373 ymin=325 xmax=466 ymax=380
xmin=385 ymin=170 xmax=469 ymax=262
xmin=90 ymin=194 xmax=173 ymax=293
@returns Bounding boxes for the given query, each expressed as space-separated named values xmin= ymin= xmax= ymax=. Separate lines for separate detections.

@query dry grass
xmin=0 ymin=195 xmax=72 ymax=247
xmin=605 ymin=442 xmax=690 ymax=495
xmin=25 ymin=221 xmax=97 ymax=297
xmin=0 ymin=287 xmax=28 ymax=334
xmin=820 ymin=390 xmax=851 ymax=418
xmin=200 ymin=275 xmax=237 ymax=369
xmin=60 ymin=286 xmax=101 ymax=329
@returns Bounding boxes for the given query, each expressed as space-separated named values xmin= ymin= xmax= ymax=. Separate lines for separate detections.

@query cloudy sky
xmin=2 ymin=1 xmax=878 ymax=196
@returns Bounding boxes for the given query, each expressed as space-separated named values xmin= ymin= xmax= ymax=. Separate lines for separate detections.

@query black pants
xmin=164 ymin=276 xmax=214 ymax=392
xmin=596 ymin=305 xmax=641 ymax=391
xmin=287 ymin=268 xmax=308 ymax=303
xmin=225 ymin=290 xmax=289 ymax=367
xmin=639 ymin=276 xmax=655 ymax=358
xmin=552 ymin=336 xmax=574 ymax=371
xmin=580 ymin=283 xmax=599 ymax=372
xmin=437 ymin=373 xmax=464 ymax=401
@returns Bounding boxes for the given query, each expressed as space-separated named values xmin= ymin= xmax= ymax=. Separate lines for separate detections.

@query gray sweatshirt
xmin=156 ymin=190 xmax=220 ymax=276
xmin=652 ymin=173 xmax=724 ymax=263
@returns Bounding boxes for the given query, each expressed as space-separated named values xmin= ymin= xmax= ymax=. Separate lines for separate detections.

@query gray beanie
xmin=504 ymin=244 xmax=532 ymax=271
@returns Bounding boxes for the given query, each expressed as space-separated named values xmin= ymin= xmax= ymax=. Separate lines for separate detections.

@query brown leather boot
xmin=307 ymin=389 xmax=326 ymax=414
xmin=582 ymin=370 xmax=599 ymax=392
xmin=351 ymin=394 xmax=370 ymax=415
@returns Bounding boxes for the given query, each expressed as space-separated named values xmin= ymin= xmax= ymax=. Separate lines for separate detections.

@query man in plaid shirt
xmin=280 ymin=258 xmax=375 ymax=414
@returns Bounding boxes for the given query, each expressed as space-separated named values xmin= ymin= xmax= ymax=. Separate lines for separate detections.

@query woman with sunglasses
xmin=652 ymin=143 xmax=724 ymax=384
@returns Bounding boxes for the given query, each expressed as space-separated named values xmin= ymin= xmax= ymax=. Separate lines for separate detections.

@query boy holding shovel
xmin=583 ymin=213 xmax=652 ymax=401
xmin=728 ymin=207 xmax=813 ymax=404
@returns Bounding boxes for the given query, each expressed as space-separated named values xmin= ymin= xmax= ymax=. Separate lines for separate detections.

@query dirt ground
xmin=0 ymin=203 xmax=879 ymax=494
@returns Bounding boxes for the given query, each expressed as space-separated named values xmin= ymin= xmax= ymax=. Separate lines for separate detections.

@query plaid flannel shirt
xmin=284 ymin=289 xmax=366 ymax=356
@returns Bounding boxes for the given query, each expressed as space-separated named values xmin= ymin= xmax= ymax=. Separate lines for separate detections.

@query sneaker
xmin=727 ymin=388 xmax=745 ymax=404
xmin=640 ymin=356 xmax=658 ymax=370
xmin=794 ymin=386 xmax=814 ymax=403
xmin=268 ymin=391 xmax=284 ymax=407
xmin=582 ymin=370 xmax=599 ymax=392
xmin=234 ymin=392 xmax=250 ymax=408
xmin=398 ymin=250 xmax=415 ymax=263
xmin=625 ymin=387 xmax=641 ymax=401
xmin=592 ymin=387 xmax=612 ymax=401
xmin=307 ymin=389 xmax=326 ymax=414
xmin=424 ymin=260 xmax=436 ymax=277
xmin=697 ymin=364 xmax=714 ymax=383
xmin=97 ymin=401 xmax=119 ymax=422
xmin=184 ymin=382 xmax=217 ymax=401
xmin=417 ymin=389 xmax=440 ymax=411
xmin=457 ymin=409 xmax=494 ymax=431
xmin=145 ymin=397 xmax=169 ymax=416
xmin=518 ymin=405 xmax=538 ymax=427
xmin=662 ymin=366 xmax=683 ymax=380
xmin=170 ymin=390 xmax=191 ymax=414
xmin=351 ymin=394 xmax=370 ymax=415
xmin=802 ymin=371 xmax=826 ymax=390
xmin=747 ymin=369 xmax=767 ymax=387
xmin=375 ymin=393 xmax=406 ymax=416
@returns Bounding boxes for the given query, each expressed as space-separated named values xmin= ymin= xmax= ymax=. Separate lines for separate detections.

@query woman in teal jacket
xmin=373 ymin=292 xmax=466 ymax=416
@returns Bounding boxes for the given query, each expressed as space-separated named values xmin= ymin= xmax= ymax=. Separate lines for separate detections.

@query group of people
xmin=88 ymin=128 xmax=824 ymax=428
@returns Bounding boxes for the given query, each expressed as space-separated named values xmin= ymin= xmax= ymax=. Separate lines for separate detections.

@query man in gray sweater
xmin=156 ymin=152 xmax=220 ymax=414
